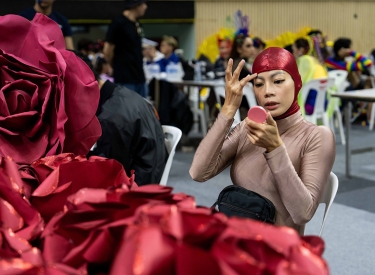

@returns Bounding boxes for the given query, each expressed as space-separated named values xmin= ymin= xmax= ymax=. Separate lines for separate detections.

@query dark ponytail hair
xmin=294 ymin=38 xmax=310 ymax=55
xmin=333 ymin=38 xmax=351 ymax=59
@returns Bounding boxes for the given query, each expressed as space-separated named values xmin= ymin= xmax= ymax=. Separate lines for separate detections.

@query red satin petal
xmin=175 ymin=243 xmax=221 ymax=275
xmin=0 ymin=199 xmax=24 ymax=231
xmin=110 ymin=226 xmax=175 ymax=275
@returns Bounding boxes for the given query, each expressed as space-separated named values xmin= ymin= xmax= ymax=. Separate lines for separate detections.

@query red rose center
xmin=0 ymin=79 xmax=38 ymax=117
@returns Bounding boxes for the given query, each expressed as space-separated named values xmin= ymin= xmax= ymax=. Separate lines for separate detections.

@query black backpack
xmin=212 ymin=185 xmax=276 ymax=224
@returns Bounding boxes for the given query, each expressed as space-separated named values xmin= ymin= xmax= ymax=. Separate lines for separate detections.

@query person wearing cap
xmin=103 ymin=0 xmax=148 ymax=97
xmin=19 ymin=0 xmax=74 ymax=50
xmin=142 ymin=38 xmax=164 ymax=64
xmin=190 ymin=47 xmax=335 ymax=235
xmin=156 ymin=35 xmax=180 ymax=72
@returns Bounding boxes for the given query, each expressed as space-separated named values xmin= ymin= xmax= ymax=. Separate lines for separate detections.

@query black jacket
xmin=90 ymin=81 xmax=168 ymax=185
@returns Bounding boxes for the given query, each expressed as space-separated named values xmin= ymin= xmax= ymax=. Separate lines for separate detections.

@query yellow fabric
xmin=199 ymin=88 xmax=210 ymax=109
xmin=197 ymin=27 xmax=235 ymax=64
xmin=265 ymin=27 xmax=312 ymax=49
xmin=197 ymin=26 xmax=332 ymax=64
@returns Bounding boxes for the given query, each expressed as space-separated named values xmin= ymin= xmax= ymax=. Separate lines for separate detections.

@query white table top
xmin=166 ymin=79 xmax=225 ymax=88
xmin=331 ymin=88 xmax=375 ymax=102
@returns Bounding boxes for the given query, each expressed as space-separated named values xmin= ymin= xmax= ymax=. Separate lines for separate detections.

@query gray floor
xmin=166 ymin=123 xmax=375 ymax=275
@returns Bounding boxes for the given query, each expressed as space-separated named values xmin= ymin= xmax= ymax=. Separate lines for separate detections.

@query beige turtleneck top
xmin=190 ymin=111 xmax=336 ymax=234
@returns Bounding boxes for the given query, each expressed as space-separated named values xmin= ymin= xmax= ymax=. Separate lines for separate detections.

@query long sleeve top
xmin=325 ymin=51 xmax=372 ymax=72
xmin=156 ymin=52 xmax=180 ymax=72
xmin=190 ymin=111 xmax=335 ymax=234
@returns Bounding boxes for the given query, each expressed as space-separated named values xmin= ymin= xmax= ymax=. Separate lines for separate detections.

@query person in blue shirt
xmin=157 ymin=36 xmax=180 ymax=72
xmin=19 ymin=0 xmax=74 ymax=50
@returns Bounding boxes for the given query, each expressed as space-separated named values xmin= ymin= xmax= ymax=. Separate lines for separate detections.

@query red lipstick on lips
xmin=264 ymin=101 xmax=279 ymax=110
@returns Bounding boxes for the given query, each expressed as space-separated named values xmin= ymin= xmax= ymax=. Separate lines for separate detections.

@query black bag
xmin=211 ymin=185 xmax=276 ymax=224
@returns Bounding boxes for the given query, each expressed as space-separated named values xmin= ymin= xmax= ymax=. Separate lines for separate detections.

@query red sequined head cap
xmin=252 ymin=47 xmax=302 ymax=119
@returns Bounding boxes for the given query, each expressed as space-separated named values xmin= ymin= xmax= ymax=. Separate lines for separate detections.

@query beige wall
xmin=195 ymin=1 xmax=375 ymax=55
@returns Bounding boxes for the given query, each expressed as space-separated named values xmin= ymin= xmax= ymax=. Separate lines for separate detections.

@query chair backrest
xmin=243 ymin=83 xmax=257 ymax=108
xmin=327 ymin=70 xmax=349 ymax=93
xmin=300 ymin=77 xmax=335 ymax=123
xmin=160 ymin=125 xmax=182 ymax=186
xmin=318 ymin=172 xmax=339 ymax=236
xmin=213 ymin=85 xmax=241 ymax=127
xmin=213 ymin=85 xmax=225 ymax=108
xmin=303 ymin=172 xmax=339 ymax=236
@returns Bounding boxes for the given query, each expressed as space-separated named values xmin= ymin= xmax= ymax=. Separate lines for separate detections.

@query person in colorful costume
xmin=214 ymin=36 xmax=232 ymax=78
xmin=326 ymin=37 xmax=372 ymax=90
xmin=229 ymin=10 xmax=255 ymax=80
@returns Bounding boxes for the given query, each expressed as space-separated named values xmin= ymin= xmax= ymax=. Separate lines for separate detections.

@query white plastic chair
xmin=327 ymin=70 xmax=348 ymax=144
xmin=188 ymin=86 xmax=209 ymax=136
xmin=243 ymin=83 xmax=258 ymax=108
xmin=369 ymin=75 xmax=375 ymax=131
xmin=300 ymin=77 xmax=335 ymax=128
xmin=369 ymin=100 xmax=375 ymax=131
xmin=160 ymin=125 xmax=182 ymax=186
xmin=302 ymin=172 xmax=339 ymax=236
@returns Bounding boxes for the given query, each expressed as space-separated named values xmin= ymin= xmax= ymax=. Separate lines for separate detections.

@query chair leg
xmin=234 ymin=110 xmax=241 ymax=126
xmin=199 ymin=110 xmax=208 ymax=135
xmin=369 ymin=103 xmax=375 ymax=131
xmin=328 ymin=115 xmax=340 ymax=143
xmin=335 ymin=109 xmax=346 ymax=145
xmin=329 ymin=116 xmax=335 ymax=133
xmin=204 ymin=103 xmax=210 ymax=127
xmin=322 ymin=114 xmax=330 ymax=129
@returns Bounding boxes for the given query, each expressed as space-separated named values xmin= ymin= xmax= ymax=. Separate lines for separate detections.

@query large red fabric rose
xmin=27 ymin=153 xmax=137 ymax=222
xmin=0 ymin=153 xmax=330 ymax=275
xmin=0 ymin=157 xmax=43 ymax=242
xmin=38 ymin=184 xmax=329 ymax=275
xmin=0 ymin=229 xmax=44 ymax=275
xmin=0 ymin=14 xmax=101 ymax=165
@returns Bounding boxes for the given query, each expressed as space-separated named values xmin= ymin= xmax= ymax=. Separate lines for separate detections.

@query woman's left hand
xmin=245 ymin=112 xmax=283 ymax=152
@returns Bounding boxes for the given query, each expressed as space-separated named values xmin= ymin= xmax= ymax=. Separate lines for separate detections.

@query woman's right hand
xmin=221 ymin=59 xmax=257 ymax=118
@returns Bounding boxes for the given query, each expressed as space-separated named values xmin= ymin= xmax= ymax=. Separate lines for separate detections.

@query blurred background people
xmin=326 ymin=37 xmax=372 ymax=90
xmin=103 ymin=0 xmax=148 ymax=97
xmin=307 ymin=29 xmax=331 ymax=61
xmin=229 ymin=32 xmax=255 ymax=80
xmin=157 ymin=35 xmax=180 ymax=72
xmin=19 ymin=0 xmax=74 ymax=50
xmin=214 ymin=37 xmax=232 ymax=78
xmin=77 ymin=38 xmax=94 ymax=59
xmin=228 ymin=32 xmax=256 ymax=119
xmin=142 ymin=38 xmax=164 ymax=64
xmin=249 ymin=37 xmax=266 ymax=70
xmin=93 ymin=54 xmax=114 ymax=83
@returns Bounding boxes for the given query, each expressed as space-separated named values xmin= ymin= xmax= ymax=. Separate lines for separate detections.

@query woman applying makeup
xmin=190 ymin=48 xmax=335 ymax=235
